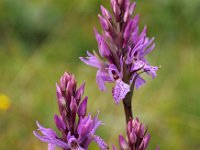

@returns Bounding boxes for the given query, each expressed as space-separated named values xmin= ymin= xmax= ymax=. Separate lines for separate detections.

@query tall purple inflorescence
xmin=80 ymin=0 xmax=159 ymax=104
xmin=33 ymin=72 xmax=108 ymax=150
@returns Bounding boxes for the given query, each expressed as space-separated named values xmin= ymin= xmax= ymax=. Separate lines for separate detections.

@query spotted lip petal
xmin=112 ymin=79 xmax=130 ymax=104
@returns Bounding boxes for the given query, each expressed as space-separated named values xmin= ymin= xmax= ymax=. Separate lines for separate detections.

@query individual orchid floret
xmin=33 ymin=72 xmax=108 ymax=150
xmin=113 ymin=117 xmax=156 ymax=150
xmin=80 ymin=0 xmax=159 ymax=104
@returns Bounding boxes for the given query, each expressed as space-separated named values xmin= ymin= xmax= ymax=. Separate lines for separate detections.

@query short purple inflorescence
xmin=33 ymin=72 xmax=108 ymax=150
xmin=80 ymin=0 xmax=159 ymax=104
xmin=113 ymin=118 xmax=155 ymax=150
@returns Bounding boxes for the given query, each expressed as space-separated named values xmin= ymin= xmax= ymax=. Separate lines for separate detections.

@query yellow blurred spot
xmin=0 ymin=94 xmax=11 ymax=110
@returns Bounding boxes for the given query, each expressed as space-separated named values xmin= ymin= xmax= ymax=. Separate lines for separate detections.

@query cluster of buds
xmin=80 ymin=0 xmax=159 ymax=104
xmin=33 ymin=72 xmax=108 ymax=150
xmin=113 ymin=118 xmax=156 ymax=150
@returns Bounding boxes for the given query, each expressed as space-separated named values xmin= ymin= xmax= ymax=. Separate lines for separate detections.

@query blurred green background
xmin=0 ymin=0 xmax=200 ymax=149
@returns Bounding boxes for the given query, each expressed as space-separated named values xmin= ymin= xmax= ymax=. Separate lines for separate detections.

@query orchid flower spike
xmin=80 ymin=0 xmax=159 ymax=104
xmin=33 ymin=72 xmax=108 ymax=150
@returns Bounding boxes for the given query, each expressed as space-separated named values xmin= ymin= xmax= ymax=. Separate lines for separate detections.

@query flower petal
xmin=33 ymin=130 xmax=69 ymax=149
xmin=48 ymin=144 xmax=56 ymax=150
xmin=131 ymin=60 xmax=145 ymax=71
xmin=54 ymin=115 xmax=66 ymax=132
xmin=135 ymin=75 xmax=146 ymax=89
xmin=119 ymin=135 xmax=129 ymax=150
xmin=112 ymin=79 xmax=130 ymax=104
xmin=78 ymin=96 xmax=88 ymax=117
xmin=96 ymin=70 xmax=108 ymax=91
xmin=143 ymin=65 xmax=158 ymax=78
xmin=93 ymin=135 xmax=109 ymax=150
xmin=80 ymin=51 xmax=102 ymax=69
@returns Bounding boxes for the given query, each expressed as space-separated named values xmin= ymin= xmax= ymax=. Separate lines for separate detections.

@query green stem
xmin=123 ymin=89 xmax=133 ymax=124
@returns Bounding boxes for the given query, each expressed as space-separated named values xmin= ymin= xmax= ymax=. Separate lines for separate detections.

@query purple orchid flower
xmin=33 ymin=72 xmax=108 ymax=150
xmin=80 ymin=0 xmax=159 ymax=104
xmin=113 ymin=117 xmax=158 ymax=150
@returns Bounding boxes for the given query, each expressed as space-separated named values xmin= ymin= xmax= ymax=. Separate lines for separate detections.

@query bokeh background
xmin=0 ymin=0 xmax=200 ymax=149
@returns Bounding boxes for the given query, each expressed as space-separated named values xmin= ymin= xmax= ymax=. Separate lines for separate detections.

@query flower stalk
xmin=123 ymin=87 xmax=133 ymax=123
